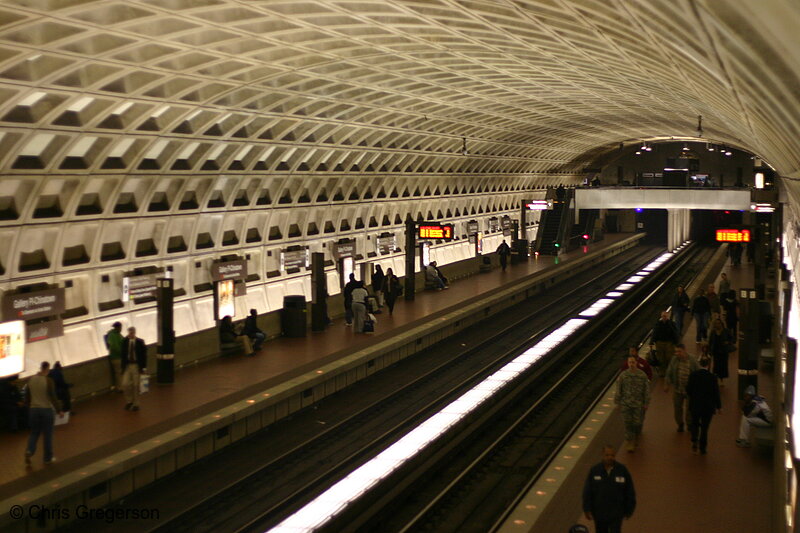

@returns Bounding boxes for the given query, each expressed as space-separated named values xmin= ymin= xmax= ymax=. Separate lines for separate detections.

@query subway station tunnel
xmin=0 ymin=1 xmax=799 ymax=532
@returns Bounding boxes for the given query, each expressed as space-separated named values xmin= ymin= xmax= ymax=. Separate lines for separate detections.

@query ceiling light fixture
xmin=682 ymin=142 xmax=689 ymax=151
xmin=707 ymin=143 xmax=715 ymax=152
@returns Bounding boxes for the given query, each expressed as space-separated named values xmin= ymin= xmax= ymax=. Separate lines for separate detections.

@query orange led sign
xmin=417 ymin=224 xmax=454 ymax=240
xmin=716 ymin=229 xmax=750 ymax=242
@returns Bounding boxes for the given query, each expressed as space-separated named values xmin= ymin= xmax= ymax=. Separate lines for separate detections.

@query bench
xmin=219 ymin=335 xmax=252 ymax=357
xmin=752 ymin=425 xmax=775 ymax=449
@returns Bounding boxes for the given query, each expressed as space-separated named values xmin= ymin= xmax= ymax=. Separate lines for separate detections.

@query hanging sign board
xmin=716 ymin=229 xmax=751 ymax=242
xmin=376 ymin=235 xmax=396 ymax=255
xmin=211 ymin=259 xmax=248 ymax=282
xmin=0 ymin=320 xmax=25 ymax=377
xmin=417 ymin=224 xmax=454 ymax=241
xmin=501 ymin=217 xmax=512 ymax=230
xmin=281 ymin=249 xmax=310 ymax=271
xmin=524 ymin=200 xmax=553 ymax=211
xmin=467 ymin=221 xmax=479 ymax=235
xmin=488 ymin=218 xmax=500 ymax=232
xmin=25 ymin=320 xmax=63 ymax=343
xmin=2 ymin=288 xmax=65 ymax=322
xmin=122 ymin=273 xmax=159 ymax=302
xmin=333 ymin=240 xmax=356 ymax=259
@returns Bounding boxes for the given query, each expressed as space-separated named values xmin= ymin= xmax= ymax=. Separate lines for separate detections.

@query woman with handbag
xmin=708 ymin=318 xmax=735 ymax=387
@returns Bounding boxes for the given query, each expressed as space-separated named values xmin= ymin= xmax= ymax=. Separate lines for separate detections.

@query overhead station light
xmin=751 ymin=203 xmax=775 ymax=213
xmin=266 ymin=245 xmax=687 ymax=533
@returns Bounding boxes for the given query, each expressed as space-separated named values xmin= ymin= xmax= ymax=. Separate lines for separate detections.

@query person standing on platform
xmin=351 ymin=281 xmax=369 ymax=333
xmin=736 ymin=385 xmax=773 ymax=447
xmin=686 ymin=357 xmax=721 ymax=454
xmin=496 ymin=239 xmax=512 ymax=272
xmin=615 ymin=356 xmax=649 ymax=452
xmin=104 ymin=321 xmax=123 ymax=391
xmin=24 ymin=362 xmax=62 ymax=465
xmin=48 ymin=362 xmax=73 ymax=414
xmin=718 ymin=273 xmax=731 ymax=297
xmin=120 ymin=327 xmax=147 ymax=412
xmin=343 ymin=273 xmax=358 ymax=326
xmin=691 ymin=289 xmax=711 ymax=344
xmin=241 ymin=309 xmax=265 ymax=356
xmin=708 ymin=318 xmax=734 ymax=387
xmin=671 ymin=285 xmax=690 ymax=335
xmin=383 ymin=268 xmax=402 ymax=315
xmin=706 ymin=284 xmax=721 ymax=319
xmin=651 ymin=311 xmax=679 ymax=376
xmin=619 ymin=346 xmax=652 ymax=381
xmin=582 ymin=444 xmax=636 ymax=533
xmin=371 ymin=264 xmax=386 ymax=309
xmin=721 ymin=289 xmax=739 ymax=337
xmin=664 ymin=344 xmax=699 ymax=433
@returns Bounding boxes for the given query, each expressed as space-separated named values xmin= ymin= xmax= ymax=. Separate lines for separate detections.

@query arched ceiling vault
xmin=0 ymin=0 xmax=795 ymax=177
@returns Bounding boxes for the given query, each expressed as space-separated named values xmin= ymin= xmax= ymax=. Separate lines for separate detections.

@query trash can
xmin=282 ymin=295 xmax=307 ymax=337
xmin=479 ymin=255 xmax=492 ymax=273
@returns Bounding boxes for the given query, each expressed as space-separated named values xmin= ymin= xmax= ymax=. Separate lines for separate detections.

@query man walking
xmin=104 ymin=321 xmax=123 ymax=391
xmin=120 ymin=327 xmax=147 ymax=411
xmin=686 ymin=358 xmax=721 ymax=454
xmin=615 ymin=356 xmax=649 ymax=452
xmin=671 ymin=285 xmax=690 ymax=334
xmin=664 ymin=344 xmax=699 ymax=432
xmin=582 ymin=444 xmax=636 ymax=533
xmin=24 ymin=362 xmax=62 ymax=465
xmin=496 ymin=239 xmax=511 ymax=272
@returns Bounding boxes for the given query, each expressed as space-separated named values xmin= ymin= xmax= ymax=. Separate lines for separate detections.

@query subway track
xmin=340 ymin=245 xmax=714 ymax=533
xmin=65 ymin=245 xmax=679 ymax=533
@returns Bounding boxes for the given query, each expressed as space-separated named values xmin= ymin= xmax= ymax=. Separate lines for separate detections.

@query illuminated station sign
xmin=417 ymin=224 xmax=454 ymax=240
xmin=716 ymin=229 xmax=751 ymax=242
xmin=525 ymin=200 xmax=553 ymax=210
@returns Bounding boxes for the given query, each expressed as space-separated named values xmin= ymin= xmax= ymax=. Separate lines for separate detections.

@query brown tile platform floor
xmin=0 ymin=234 xmax=637 ymax=501
xmin=573 ymin=260 xmax=774 ymax=533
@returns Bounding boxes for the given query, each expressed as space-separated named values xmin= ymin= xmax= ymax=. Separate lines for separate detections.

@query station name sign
xmin=2 ymin=288 xmax=65 ymax=322
xmin=716 ymin=229 xmax=750 ymax=243
xmin=211 ymin=259 xmax=248 ymax=282
xmin=417 ymin=224 xmax=454 ymax=240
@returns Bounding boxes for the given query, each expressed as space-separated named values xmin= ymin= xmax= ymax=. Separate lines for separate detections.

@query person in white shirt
xmin=736 ymin=385 xmax=773 ymax=447
xmin=351 ymin=282 xmax=369 ymax=333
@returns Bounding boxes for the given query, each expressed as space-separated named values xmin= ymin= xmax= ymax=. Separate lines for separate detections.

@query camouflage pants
xmin=621 ymin=405 xmax=645 ymax=442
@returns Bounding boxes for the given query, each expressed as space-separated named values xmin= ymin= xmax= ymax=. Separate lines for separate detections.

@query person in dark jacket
xmin=218 ymin=315 xmax=238 ymax=344
xmin=671 ymin=285 xmax=690 ymax=334
xmin=691 ymin=289 xmax=711 ymax=343
xmin=582 ymin=444 xmax=636 ymax=533
xmin=343 ymin=273 xmax=358 ymax=326
xmin=47 ymin=362 xmax=72 ymax=413
xmin=240 ymin=309 xmax=265 ymax=355
xmin=686 ymin=357 xmax=721 ymax=454
xmin=720 ymin=289 xmax=739 ymax=336
xmin=708 ymin=318 xmax=734 ymax=386
xmin=0 ymin=376 xmax=23 ymax=432
xmin=651 ymin=311 xmax=679 ymax=376
xmin=120 ymin=327 xmax=147 ymax=412
xmin=383 ymin=268 xmax=402 ymax=315
xmin=496 ymin=239 xmax=512 ymax=271
xmin=371 ymin=265 xmax=386 ymax=309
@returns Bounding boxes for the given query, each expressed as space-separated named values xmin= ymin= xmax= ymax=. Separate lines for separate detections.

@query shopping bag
xmin=54 ymin=412 xmax=70 ymax=426
xmin=139 ymin=374 xmax=150 ymax=394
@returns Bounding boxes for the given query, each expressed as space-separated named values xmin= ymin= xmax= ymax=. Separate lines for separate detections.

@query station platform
xmin=0 ymin=234 xmax=643 ymax=531
xmin=499 ymin=251 xmax=775 ymax=532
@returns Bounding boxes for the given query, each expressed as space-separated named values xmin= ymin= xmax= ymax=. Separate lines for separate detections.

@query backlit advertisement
xmin=0 ymin=320 xmax=25 ymax=378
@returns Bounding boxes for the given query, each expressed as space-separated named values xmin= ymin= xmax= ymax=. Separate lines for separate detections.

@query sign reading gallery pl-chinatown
xmin=417 ymin=223 xmax=454 ymax=241
xmin=466 ymin=221 xmax=479 ymax=235
xmin=376 ymin=235 xmax=396 ymax=255
xmin=333 ymin=240 xmax=356 ymax=259
xmin=2 ymin=288 xmax=65 ymax=322
xmin=211 ymin=259 xmax=248 ymax=282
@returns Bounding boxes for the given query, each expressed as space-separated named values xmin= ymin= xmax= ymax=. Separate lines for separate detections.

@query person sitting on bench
xmin=425 ymin=263 xmax=447 ymax=290
xmin=736 ymin=385 xmax=773 ymax=447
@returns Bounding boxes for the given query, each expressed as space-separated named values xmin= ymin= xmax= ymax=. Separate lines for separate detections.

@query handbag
xmin=139 ymin=374 xmax=150 ymax=394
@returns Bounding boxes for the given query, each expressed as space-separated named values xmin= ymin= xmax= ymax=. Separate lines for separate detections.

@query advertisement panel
xmin=0 ymin=320 xmax=25 ymax=378
xmin=217 ymin=280 xmax=235 ymax=319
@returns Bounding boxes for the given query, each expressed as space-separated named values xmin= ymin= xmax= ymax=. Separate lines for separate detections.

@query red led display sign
xmin=417 ymin=224 xmax=454 ymax=240
xmin=716 ymin=229 xmax=750 ymax=242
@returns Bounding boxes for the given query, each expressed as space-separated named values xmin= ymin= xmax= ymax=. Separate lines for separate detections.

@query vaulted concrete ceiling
xmin=0 ymin=0 xmax=797 ymax=178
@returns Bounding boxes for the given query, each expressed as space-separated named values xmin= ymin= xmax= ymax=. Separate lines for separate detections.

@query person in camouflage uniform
xmin=615 ymin=356 xmax=650 ymax=452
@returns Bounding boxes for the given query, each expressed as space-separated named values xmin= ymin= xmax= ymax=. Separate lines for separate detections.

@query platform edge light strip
xmin=267 ymin=242 xmax=689 ymax=532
